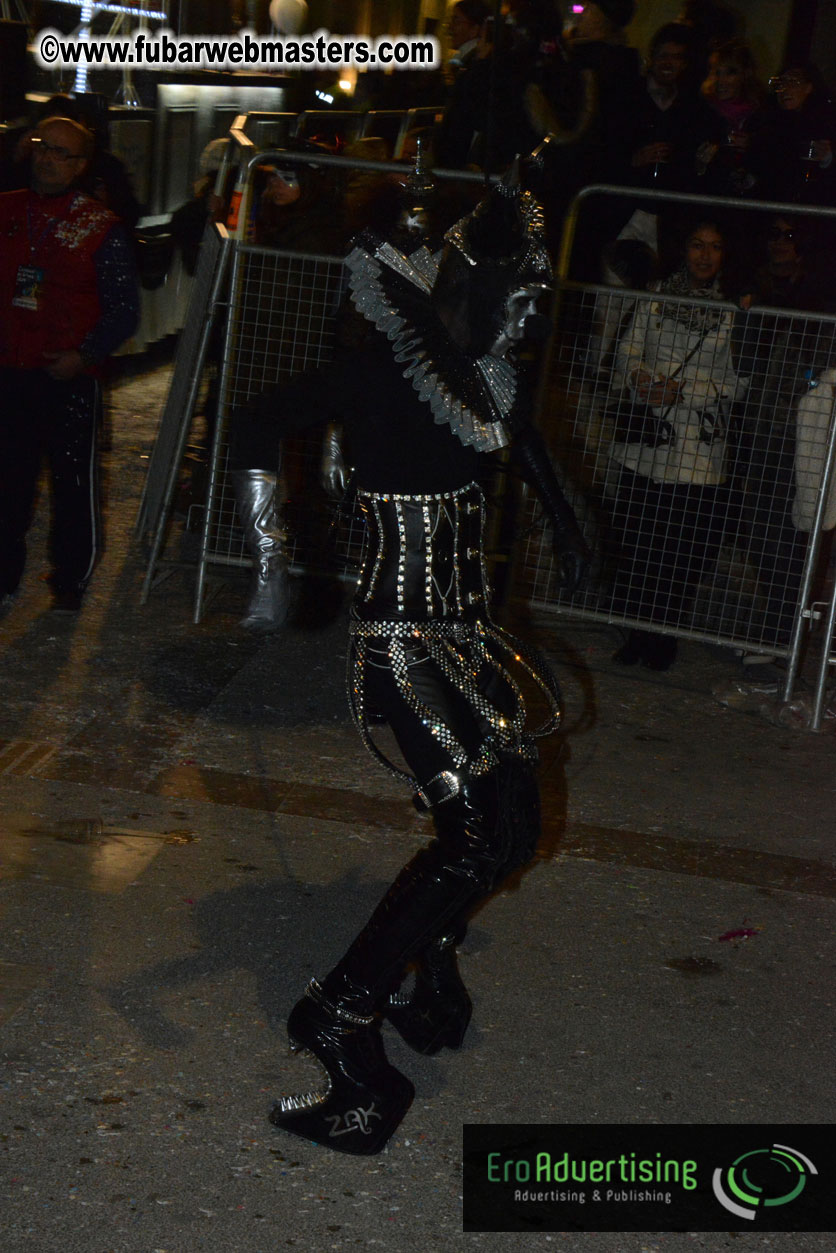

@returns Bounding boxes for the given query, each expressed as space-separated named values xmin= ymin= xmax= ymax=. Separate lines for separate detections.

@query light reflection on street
xmin=0 ymin=820 xmax=165 ymax=894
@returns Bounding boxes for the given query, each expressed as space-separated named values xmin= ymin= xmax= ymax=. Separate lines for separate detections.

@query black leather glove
xmin=512 ymin=426 xmax=591 ymax=594
xmin=551 ymin=529 xmax=591 ymax=595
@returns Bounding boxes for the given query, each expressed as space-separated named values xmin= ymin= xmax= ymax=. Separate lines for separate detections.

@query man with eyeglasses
xmin=0 ymin=116 xmax=138 ymax=614
xmin=750 ymin=63 xmax=836 ymax=206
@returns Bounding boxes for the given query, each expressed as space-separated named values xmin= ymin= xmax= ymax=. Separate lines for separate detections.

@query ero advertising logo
xmin=713 ymin=1143 xmax=818 ymax=1221
xmin=463 ymin=1124 xmax=834 ymax=1233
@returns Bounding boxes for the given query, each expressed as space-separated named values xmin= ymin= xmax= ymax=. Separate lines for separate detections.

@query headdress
xmin=345 ymin=151 xmax=553 ymax=453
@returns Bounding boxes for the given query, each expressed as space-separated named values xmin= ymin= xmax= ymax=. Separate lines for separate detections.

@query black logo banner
xmin=463 ymin=1124 xmax=835 ymax=1232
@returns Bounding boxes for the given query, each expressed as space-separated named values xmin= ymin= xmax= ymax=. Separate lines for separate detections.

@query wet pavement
xmin=0 ymin=353 xmax=834 ymax=1252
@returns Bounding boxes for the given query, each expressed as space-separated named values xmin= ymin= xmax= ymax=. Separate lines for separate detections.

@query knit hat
xmin=594 ymin=0 xmax=636 ymax=29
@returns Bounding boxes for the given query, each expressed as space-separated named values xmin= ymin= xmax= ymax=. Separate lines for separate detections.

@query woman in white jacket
xmin=608 ymin=218 xmax=747 ymax=668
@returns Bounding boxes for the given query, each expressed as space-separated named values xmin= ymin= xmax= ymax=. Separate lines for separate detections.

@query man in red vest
xmin=0 ymin=116 xmax=139 ymax=613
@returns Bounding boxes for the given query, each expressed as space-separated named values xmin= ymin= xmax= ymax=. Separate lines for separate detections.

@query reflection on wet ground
xmin=0 ymin=818 xmax=183 ymax=893
xmin=2 ymin=764 xmax=833 ymax=900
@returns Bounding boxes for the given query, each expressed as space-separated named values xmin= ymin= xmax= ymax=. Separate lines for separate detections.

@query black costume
xmin=232 ymin=176 xmax=588 ymax=1153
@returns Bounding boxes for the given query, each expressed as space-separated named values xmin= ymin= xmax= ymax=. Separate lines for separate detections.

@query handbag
xmin=608 ymin=322 xmax=719 ymax=448
xmin=605 ymin=399 xmax=675 ymax=447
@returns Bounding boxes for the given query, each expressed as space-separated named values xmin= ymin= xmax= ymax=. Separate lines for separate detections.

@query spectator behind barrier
xmin=589 ymin=17 xmax=721 ymax=346
xmin=696 ymin=39 xmax=768 ymax=197
xmin=434 ymin=0 xmax=565 ymax=170
xmin=253 ymin=140 xmax=343 ymax=254
xmin=628 ymin=23 xmax=719 ymax=197
xmin=740 ymin=216 xmax=836 ymax=315
xmin=446 ymin=0 xmax=491 ymax=79
xmin=557 ymin=1 xmax=644 ymax=277
xmin=750 ymin=64 xmax=836 ymax=206
xmin=676 ymin=0 xmax=739 ymax=88
xmin=564 ymin=0 xmax=643 ymax=189
xmin=606 ymin=215 xmax=747 ymax=671
xmin=733 ymin=216 xmax=836 ymax=650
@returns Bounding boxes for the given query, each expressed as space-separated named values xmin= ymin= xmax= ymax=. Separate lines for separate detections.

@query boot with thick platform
xmin=270 ymin=819 xmax=481 ymax=1154
xmin=385 ymin=930 xmax=472 ymax=1055
xmin=269 ymin=979 xmax=414 ymax=1156
xmin=271 ymin=764 xmax=537 ymax=1153
xmin=232 ymin=468 xmax=291 ymax=632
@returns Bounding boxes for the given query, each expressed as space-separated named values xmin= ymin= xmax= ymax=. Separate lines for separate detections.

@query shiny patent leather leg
xmin=328 ymin=758 xmax=539 ymax=1040
xmin=271 ymin=642 xmax=542 ymax=1152
xmin=382 ymin=753 xmax=540 ymax=1054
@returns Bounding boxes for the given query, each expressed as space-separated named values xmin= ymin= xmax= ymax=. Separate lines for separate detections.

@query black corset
xmin=354 ymin=482 xmax=488 ymax=620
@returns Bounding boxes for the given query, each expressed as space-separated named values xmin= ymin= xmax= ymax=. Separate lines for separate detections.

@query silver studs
xmin=345 ymin=482 xmax=562 ymax=795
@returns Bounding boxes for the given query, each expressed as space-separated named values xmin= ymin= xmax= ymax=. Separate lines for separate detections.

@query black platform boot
xmin=269 ymin=978 xmax=414 ymax=1156
xmin=385 ymin=929 xmax=472 ymax=1055
xmin=271 ymin=795 xmax=488 ymax=1154
xmin=271 ymin=761 xmax=538 ymax=1154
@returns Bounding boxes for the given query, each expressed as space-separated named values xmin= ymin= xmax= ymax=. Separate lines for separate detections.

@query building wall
xmin=811 ymin=0 xmax=836 ymax=89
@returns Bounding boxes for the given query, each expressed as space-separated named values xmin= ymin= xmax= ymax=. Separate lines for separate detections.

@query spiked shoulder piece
xmin=345 ymin=233 xmax=516 ymax=454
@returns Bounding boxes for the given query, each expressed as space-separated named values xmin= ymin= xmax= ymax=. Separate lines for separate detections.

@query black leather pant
xmin=322 ymin=630 xmax=541 ymax=1013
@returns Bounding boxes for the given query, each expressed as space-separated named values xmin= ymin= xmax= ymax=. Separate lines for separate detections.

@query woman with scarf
xmin=607 ymin=217 xmax=747 ymax=670
xmin=696 ymin=39 xmax=768 ymax=197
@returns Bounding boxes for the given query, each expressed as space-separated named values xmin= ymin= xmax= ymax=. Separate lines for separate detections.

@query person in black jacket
xmin=628 ymin=23 xmax=719 ymax=197
xmin=750 ymin=64 xmax=836 ymax=206
xmin=230 ymin=163 xmax=589 ymax=1155
xmin=565 ymin=0 xmax=643 ymax=186
xmin=563 ymin=0 xmax=644 ymax=276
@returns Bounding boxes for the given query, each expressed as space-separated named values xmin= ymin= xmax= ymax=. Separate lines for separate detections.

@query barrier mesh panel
xmin=205 ymin=247 xmax=364 ymax=575
xmin=137 ymin=222 xmax=227 ymax=538
xmin=517 ymin=282 xmax=836 ymax=654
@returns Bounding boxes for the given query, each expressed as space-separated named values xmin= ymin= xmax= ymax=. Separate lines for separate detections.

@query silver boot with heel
xmin=233 ymin=468 xmax=291 ymax=631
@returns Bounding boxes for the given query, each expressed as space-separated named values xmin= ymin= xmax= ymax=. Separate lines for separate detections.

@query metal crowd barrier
xmin=514 ymin=185 xmax=836 ymax=730
xmin=194 ymin=241 xmax=356 ymax=621
xmin=138 ymin=168 xmax=836 ymax=728
xmin=138 ymin=146 xmax=493 ymax=622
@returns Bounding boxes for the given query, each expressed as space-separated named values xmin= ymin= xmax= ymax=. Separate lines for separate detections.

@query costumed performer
xmin=229 ymin=156 xmax=590 ymax=1154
